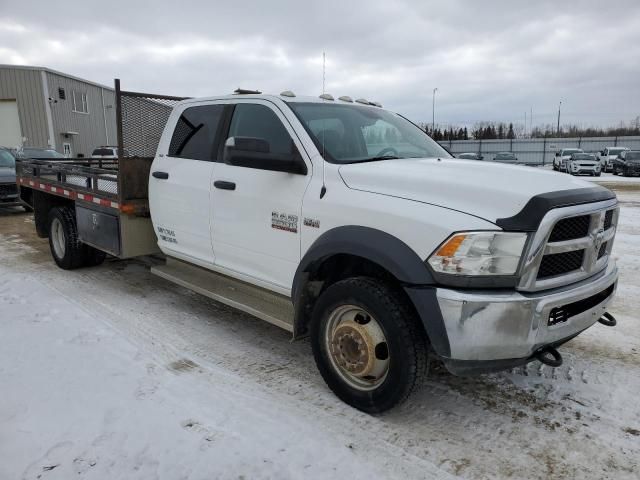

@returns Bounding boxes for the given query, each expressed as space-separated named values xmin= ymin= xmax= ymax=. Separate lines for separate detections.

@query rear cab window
xmin=168 ymin=104 xmax=225 ymax=160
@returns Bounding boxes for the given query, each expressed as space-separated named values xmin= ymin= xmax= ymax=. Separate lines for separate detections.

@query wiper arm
xmin=349 ymin=155 xmax=401 ymax=164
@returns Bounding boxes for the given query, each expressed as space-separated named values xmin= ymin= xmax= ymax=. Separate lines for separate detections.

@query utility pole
xmin=432 ymin=87 xmax=438 ymax=132
xmin=557 ymin=101 xmax=562 ymax=135
xmin=524 ymin=111 xmax=527 ymax=138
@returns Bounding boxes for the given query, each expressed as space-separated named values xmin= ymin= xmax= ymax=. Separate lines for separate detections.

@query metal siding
xmin=0 ymin=67 xmax=48 ymax=147
xmin=46 ymin=71 xmax=114 ymax=156
xmin=441 ymin=136 xmax=640 ymax=165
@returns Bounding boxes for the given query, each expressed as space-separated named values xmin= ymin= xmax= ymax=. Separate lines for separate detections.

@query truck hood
xmin=338 ymin=158 xmax=601 ymax=224
xmin=0 ymin=167 xmax=16 ymax=183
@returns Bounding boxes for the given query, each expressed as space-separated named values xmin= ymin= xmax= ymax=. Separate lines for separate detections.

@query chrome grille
xmin=548 ymin=215 xmax=590 ymax=242
xmin=538 ymin=250 xmax=585 ymax=279
xmin=518 ymin=199 xmax=619 ymax=292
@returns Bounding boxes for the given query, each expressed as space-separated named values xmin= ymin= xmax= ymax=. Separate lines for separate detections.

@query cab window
xmin=169 ymin=105 xmax=224 ymax=160
xmin=227 ymin=104 xmax=294 ymax=156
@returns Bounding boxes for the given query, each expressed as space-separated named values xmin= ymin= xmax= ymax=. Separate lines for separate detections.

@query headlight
xmin=427 ymin=232 xmax=528 ymax=276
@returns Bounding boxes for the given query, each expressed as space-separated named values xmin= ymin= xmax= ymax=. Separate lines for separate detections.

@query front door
xmin=211 ymin=101 xmax=311 ymax=291
xmin=149 ymin=102 xmax=225 ymax=266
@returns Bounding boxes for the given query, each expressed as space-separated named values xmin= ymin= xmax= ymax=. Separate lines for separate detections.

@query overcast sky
xmin=1 ymin=0 xmax=639 ymax=129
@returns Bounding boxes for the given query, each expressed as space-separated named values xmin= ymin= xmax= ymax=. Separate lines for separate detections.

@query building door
xmin=62 ymin=143 xmax=72 ymax=158
xmin=0 ymin=100 xmax=22 ymax=148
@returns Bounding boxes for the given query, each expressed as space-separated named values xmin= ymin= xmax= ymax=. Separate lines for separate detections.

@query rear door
xmin=149 ymin=102 xmax=225 ymax=266
xmin=210 ymin=100 xmax=311 ymax=291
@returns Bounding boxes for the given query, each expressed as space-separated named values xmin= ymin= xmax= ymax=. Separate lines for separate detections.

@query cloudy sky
xmin=1 ymin=0 xmax=639 ymax=129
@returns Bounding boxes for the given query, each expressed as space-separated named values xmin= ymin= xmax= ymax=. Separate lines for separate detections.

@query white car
xmin=553 ymin=148 xmax=583 ymax=171
xmin=598 ymin=147 xmax=629 ymax=172
xmin=18 ymin=89 xmax=621 ymax=413
xmin=567 ymin=153 xmax=601 ymax=176
xmin=91 ymin=146 xmax=129 ymax=158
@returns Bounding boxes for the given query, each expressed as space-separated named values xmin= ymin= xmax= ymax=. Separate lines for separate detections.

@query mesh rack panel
xmin=116 ymin=81 xmax=189 ymax=159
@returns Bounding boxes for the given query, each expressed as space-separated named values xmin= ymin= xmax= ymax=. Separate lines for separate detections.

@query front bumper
xmin=434 ymin=260 xmax=618 ymax=374
xmin=0 ymin=182 xmax=20 ymax=206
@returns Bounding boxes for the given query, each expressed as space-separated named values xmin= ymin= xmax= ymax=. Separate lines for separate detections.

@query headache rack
xmin=17 ymin=80 xmax=189 ymax=257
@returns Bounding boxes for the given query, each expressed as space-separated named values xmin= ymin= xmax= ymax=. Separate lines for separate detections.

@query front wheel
xmin=310 ymin=277 xmax=428 ymax=413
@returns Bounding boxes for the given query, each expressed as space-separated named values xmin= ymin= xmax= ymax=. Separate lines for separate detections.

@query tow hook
xmin=535 ymin=346 xmax=563 ymax=368
xmin=598 ymin=312 xmax=617 ymax=327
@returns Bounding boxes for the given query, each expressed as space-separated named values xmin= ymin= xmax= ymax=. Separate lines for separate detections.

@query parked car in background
xmin=457 ymin=152 xmax=484 ymax=160
xmin=0 ymin=147 xmax=24 ymax=209
xmin=598 ymin=147 xmax=629 ymax=172
xmin=566 ymin=153 xmax=601 ymax=176
xmin=553 ymin=148 xmax=584 ymax=172
xmin=15 ymin=148 xmax=66 ymax=160
xmin=611 ymin=150 xmax=640 ymax=177
xmin=492 ymin=152 xmax=518 ymax=164
xmin=91 ymin=146 xmax=129 ymax=158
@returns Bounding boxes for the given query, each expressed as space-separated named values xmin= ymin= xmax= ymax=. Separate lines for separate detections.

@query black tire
xmin=624 ymin=168 xmax=630 ymax=177
xmin=310 ymin=277 xmax=428 ymax=413
xmin=595 ymin=172 xmax=601 ymax=177
xmin=48 ymin=206 xmax=87 ymax=269
xmin=83 ymin=245 xmax=106 ymax=267
xmin=23 ymin=205 xmax=33 ymax=213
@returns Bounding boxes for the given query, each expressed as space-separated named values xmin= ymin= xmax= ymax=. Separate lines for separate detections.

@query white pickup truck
xmin=17 ymin=81 xmax=620 ymax=413
xmin=598 ymin=147 xmax=629 ymax=172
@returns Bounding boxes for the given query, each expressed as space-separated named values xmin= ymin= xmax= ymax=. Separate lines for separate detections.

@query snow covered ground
xmin=0 ymin=186 xmax=639 ymax=479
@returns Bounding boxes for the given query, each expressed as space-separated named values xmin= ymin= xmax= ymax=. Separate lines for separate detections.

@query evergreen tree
xmin=507 ymin=123 xmax=515 ymax=139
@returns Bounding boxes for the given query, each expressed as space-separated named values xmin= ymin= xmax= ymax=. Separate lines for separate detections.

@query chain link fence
xmin=439 ymin=136 xmax=640 ymax=165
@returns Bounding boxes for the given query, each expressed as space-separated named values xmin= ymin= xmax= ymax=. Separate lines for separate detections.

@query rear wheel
xmin=48 ymin=207 xmax=106 ymax=269
xmin=310 ymin=277 xmax=428 ymax=413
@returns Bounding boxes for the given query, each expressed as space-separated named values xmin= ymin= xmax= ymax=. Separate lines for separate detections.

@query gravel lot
xmin=0 ymin=178 xmax=638 ymax=479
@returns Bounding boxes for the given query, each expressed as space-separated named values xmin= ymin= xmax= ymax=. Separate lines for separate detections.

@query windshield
xmin=562 ymin=149 xmax=582 ymax=155
xmin=0 ymin=150 xmax=15 ymax=168
xmin=626 ymin=152 xmax=640 ymax=161
xmin=22 ymin=148 xmax=65 ymax=159
xmin=287 ymin=102 xmax=451 ymax=163
xmin=573 ymin=154 xmax=595 ymax=160
xmin=609 ymin=148 xmax=625 ymax=155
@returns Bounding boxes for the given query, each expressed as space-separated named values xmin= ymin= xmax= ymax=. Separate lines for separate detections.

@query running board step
xmin=151 ymin=257 xmax=294 ymax=332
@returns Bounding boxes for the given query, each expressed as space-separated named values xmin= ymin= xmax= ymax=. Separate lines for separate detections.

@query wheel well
xmin=293 ymin=254 xmax=424 ymax=340
xmin=31 ymin=190 xmax=74 ymax=238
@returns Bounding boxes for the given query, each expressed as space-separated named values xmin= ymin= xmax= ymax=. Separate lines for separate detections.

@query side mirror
xmin=555 ymin=152 xmax=560 ymax=157
xmin=223 ymin=137 xmax=307 ymax=175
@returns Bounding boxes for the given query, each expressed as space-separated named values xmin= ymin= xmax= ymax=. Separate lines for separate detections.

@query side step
xmin=151 ymin=257 xmax=294 ymax=332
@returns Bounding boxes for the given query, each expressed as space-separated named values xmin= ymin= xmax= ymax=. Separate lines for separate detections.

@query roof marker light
xmin=319 ymin=93 xmax=334 ymax=101
xmin=234 ymin=88 xmax=262 ymax=95
xmin=280 ymin=90 xmax=296 ymax=97
xmin=355 ymin=98 xmax=369 ymax=105
xmin=338 ymin=96 xmax=353 ymax=103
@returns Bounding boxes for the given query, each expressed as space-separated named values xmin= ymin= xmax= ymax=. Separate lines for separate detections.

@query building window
xmin=58 ymin=87 xmax=66 ymax=100
xmin=72 ymin=91 xmax=89 ymax=114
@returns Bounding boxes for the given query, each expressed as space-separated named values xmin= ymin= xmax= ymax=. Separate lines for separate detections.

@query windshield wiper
xmin=348 ymin=155 xmax=401 ymax=164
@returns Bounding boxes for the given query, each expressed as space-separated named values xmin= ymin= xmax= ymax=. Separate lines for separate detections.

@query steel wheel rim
xmin=325 ymin=304 xmax=390 ymax=391
xmin=51 ymin=217 xmax=66 ymax=258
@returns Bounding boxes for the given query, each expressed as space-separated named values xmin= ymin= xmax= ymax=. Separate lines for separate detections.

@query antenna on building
xmin=320 ymin=51 xmax=327 ymax=199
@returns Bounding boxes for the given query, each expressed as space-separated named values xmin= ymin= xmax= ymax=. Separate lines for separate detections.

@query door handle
xmin=214 ymin=180 xmax=236 ymax=190
xmin=152 ymin=171 xmax=169 ymax=179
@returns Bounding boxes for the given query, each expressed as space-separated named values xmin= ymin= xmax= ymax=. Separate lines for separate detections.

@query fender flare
xmin=292 ymin=226 xmax=434 ymax=300
xmin=291 ymin=226 xmax=450 ymax=356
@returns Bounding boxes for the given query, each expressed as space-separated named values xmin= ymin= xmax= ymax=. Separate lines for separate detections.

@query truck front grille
xmin=538 ymin=250 xmax=585 ymax=279
xmin=0 ymin=183 xmax=18 ymax=197
xmin=518 ymin=202 xmax=619 ymax=292
xmin=548 ymin=215 xmax=590 ymax=242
